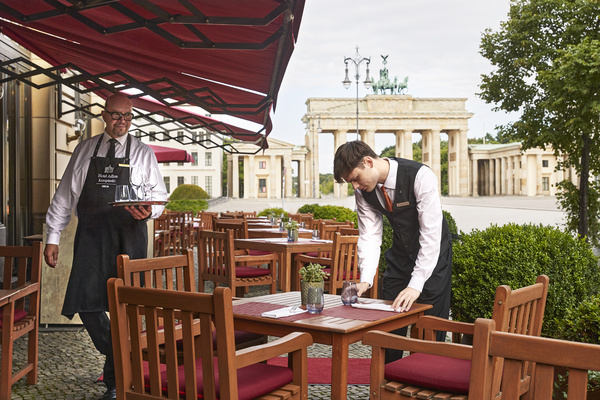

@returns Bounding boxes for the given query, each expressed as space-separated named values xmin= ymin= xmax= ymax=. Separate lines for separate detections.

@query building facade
xmin=226 ymin=137 xmax=309 ymax=199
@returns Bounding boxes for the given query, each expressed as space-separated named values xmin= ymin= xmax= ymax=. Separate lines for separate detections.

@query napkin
xmin=310 ymin=239 xmax=329 ymax=243
xmin=261 ymin=306 xmax=308 ymax=318
xmin=351 ymin=303 xmax=402 ymax=312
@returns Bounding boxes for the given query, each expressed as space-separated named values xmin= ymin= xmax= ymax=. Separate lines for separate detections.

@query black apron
xmin=61 ymin=135 xmax=148 ymax=318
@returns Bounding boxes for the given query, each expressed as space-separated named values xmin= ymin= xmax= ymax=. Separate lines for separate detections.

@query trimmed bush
xmin=297 ymin=204 xmax=358 ymax=226
xmin=257 ymin=207 xmax=287 ymax=218
xmin=451 ymin=223 xmax=600 ymax=338
xmin=556 ymin=294 xmax=600 ymax=344
xmin=169 ymin=184 xmax=210 ymax=200
xmin=165 ymin=199 xmax=208 ymax=213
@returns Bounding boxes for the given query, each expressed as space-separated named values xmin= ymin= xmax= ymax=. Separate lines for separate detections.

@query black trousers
xmin=79 ymin=311 xmax=115 ymax=389
xmin=381 ymin=252 xmax=452 ymax=364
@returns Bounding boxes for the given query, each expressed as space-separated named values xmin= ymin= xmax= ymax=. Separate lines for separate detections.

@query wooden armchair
xmin=108 ymin=280 xmax=313 ymax=400
xmin=0 ymin=241 xmax=42 ymax=400
xmin=197 ymin=229 xmax=277 ymax=296
xmin=117 ymin=250 xmax=265 ymax=360
xmin=361 ymin=275 xmax=549 ymax=399
xmin=471 ymin=318 xmax=600 ymax=399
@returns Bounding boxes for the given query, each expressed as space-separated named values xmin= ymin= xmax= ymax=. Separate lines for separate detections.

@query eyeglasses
xmin=105 ymin=111 xmax=134 ymax=121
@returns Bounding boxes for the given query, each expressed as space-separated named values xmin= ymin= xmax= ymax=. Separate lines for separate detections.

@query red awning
xmin=0 ymin=0 xmax=305 ymax=140
xmin=148 ymin=144 xmax=193 ymax=163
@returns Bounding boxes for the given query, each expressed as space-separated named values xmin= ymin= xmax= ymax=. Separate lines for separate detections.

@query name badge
xmin=396 ymin=201 xmax=410 ymax=207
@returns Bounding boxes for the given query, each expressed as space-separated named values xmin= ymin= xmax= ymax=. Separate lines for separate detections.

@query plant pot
xmin=301 ymin=280 xmax=324 ymax=305
xmin=287 ymin=229 xmax=299 ymax=242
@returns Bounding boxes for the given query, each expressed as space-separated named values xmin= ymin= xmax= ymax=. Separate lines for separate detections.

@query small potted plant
xmin=299 ymin=263 xmax=329 ymax=305
xmin=285 ymin=220 xmax=299 ymax=242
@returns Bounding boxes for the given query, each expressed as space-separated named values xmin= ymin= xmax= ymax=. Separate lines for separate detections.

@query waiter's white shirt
xmin=45 ymin=132 xmax=168 ymax=245
xmin=355 ymin=158 xmax=443 ymax=293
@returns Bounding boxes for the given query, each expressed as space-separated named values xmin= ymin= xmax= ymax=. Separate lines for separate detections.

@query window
xmin=191 ymin=176 xmax=198 ymax=186
xmin=205 ymin=152 xmax=212 ymax=166
xmin=542 ymin=177 xmax=550 ymax=191
xmin=542 ymin=160 xmax=549 ymax=168
xmin=149 ymin=131 xmax=156 ymax=142
xmin=259 ymin=161 xmax=266 ymax=169
xmin=259 ymin=178 xmax=267 ymax=193
xmin=164 ymin=176 xmax=170 ymax=193
xmin=177 ymin=130 xmax=184 ymax=140
xmin=177 ymin=162 xmax=183 ymax=166
xmin=177 ymin=176 xmax=184 ymax=186
xmin=205 ymin=176 xmax=213 ymax=196
xmin=192 ymin=152 xmax=198 ymax=166
xmin=163 ymin=132 xmax=169 ymax=141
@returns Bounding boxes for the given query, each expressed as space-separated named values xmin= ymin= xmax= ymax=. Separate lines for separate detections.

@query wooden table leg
xmin=331 ymin=334 xmax=350 ymax=400
xmin=282 ymin=250 xmax=293 ymax=293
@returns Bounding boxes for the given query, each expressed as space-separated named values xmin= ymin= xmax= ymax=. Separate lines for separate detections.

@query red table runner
xmin=233 ymin=301 xmax=412 ymax=322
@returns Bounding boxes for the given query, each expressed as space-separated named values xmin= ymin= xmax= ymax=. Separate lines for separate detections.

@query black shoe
xmin=103 ymin=386 xmax=117 ymax=400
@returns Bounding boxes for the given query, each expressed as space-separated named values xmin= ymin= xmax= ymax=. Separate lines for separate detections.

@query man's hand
xmin=356 ymin=282 xmax=371 ymax=297
xmin=392 ymin=287 xmax=420 ymax=312
xmin=125 ymin=205 xmax=152 ymax=220
xmin=44 ymin=244 xmax=59 ymax=268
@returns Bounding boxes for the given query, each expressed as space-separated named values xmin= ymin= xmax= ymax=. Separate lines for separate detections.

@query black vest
xmin=362 ymin=158 xmax=451 ymax=280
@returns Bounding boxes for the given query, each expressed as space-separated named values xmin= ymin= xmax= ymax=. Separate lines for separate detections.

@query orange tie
xmin=380 ymin=185 xmax=393 ymax=212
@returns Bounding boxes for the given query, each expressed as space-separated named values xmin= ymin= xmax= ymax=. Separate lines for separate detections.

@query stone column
xmin=488 ymin=159 xmax=495 ymax=196
xmin=430 ymin=129 xmax=442 ymax=194
xmin=247 ymin=155 xmax=255 ymax=198
xmin=362 ymin=130 xmax=376 ymax=151
xmin=536 ymin=153 xmax=542 ymax=195
xmin=458 ymin=129 xmax=469 ymax=196
xmin=494 ymin=158 xmax=501 ymax=195
xmin=507 ymin=156 xmax=514 ymax=195
xmin=421 ymin=130 xmax=432 ymax=167
xmin=521 ymin=154 xmax=528 ymax=195
xmin=270 ymin=155 xmax=278 ymax=199
xmin=299 ymin=159 xmax=306 ymax=197
xmin=284 ymin=154 xmax=293 ymax=198
xmin=231 ymin=154 xmax=239 ymax=199
xmin=471 ymin=157 xmax=479 ymax=197
xmin=312 ymin=125 xmax=320 ymax=199
xmin=333 ymin=130 xmax=348 ymax=198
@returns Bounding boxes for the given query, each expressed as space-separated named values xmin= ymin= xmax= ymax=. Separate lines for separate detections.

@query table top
xmin=0 ymin=288 xmax=24 ymax=307
xmin=232 ymin=291 xmax=431 ymax=335
xmin=235 ymin=237 xmax=332 ymax=248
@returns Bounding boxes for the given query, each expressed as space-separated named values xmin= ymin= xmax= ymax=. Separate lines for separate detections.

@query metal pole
xmin=342 ymin=47 xmax=371 ymax=142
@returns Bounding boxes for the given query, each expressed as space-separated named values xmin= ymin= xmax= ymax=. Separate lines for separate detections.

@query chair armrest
xmin=234 ymin=254 xmax=278 ymax=263
xmin=294 ymin=254 xmax=332 ymax=266
xmin=362 ymin=330 xmax=472 ymax=360
xmin=4 ymin=282 xmax=40 ymax=303
xmin=415 ymin=316 xmax=475 ymax=337
xmin=235 ymin=332 xmax=313 ymax=368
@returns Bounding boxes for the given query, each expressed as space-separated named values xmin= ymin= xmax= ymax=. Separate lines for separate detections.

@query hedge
xmin=451 ymin=223 xmax=600 ymax=338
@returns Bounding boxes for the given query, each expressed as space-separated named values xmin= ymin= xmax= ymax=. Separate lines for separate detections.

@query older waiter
xmin=43 ymin=93 xmax=167 ymax=399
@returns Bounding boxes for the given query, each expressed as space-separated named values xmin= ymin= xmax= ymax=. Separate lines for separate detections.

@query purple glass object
xmin=341 ymin=281 xmax=358 ymax=305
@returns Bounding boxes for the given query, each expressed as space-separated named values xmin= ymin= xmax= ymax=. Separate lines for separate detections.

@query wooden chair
xmin=197 ymin=211 xmax=217 ymax=230
xmin=153 ymin=229 xmax=170 ymax=257
xmin=339 ymin=227 xmax=359 ymax=236
xmin=471 ymin=318 xmax=600 ymax=399
xmin=214 ymin=219 xmax=248 ymax=239
xmin=0 ymin=241 xmax=42 ymax=400
xmin=108 ymin=280 xmax=313 ymax=400
xmin=165 ymin=211 xmax=182 ymax=255
xmin=361 ymin=275 xmax=550 ymax=400
xmin=197 ymin=229 xmax=277 ymax=296
xmin=117 ymin=250 xmax=265 ymax=360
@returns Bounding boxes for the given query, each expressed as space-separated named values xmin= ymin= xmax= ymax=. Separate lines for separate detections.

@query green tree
xmin=478 ymin=0 xmax=600 ymax=243
xmin=320 ymin=173 xmax=333 ymax=195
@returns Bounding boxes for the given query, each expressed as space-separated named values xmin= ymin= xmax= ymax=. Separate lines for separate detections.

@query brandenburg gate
xmin=302 ymin=94 xmax=473 ymax=198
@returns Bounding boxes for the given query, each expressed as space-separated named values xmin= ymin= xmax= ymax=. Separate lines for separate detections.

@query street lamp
xmin=343 ymin=46 xmax=372 ymax=140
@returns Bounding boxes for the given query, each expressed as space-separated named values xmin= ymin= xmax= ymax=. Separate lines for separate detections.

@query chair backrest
xmin=154 ymin=212 xmax=167 ymax=230
xmin=327 ymin=232 xmax=359 ymax=294
xmin=339 ymin=227 xmax=359 ymax=236
xmin=214 ymin=219 xmax=248 ymax=239
xmin=197 ymin=211 xmax=217 ymax=230
xmin=108 ymin=279 xmax=238 ymax=399
xmin=1 ymin=242 xmax=42 ymax=291
xmin=153 ymin=230 xmax=170 ymax=257
xmin=117 ymin=249 xmax=195 ymax=292
xmin=197 ymin=229 xmax=236 ymax=290
xmin=471 ymin=318 xmax=600 ymax=400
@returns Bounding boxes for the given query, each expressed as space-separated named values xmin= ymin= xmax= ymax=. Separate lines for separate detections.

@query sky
xmin=264 ymin=0 xmax=517 ymax=174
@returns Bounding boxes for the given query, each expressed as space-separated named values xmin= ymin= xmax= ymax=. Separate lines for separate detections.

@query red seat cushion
xmin=146 ymin=357 xmax=293 ymax=400
xmin=248 ymin=249 xmax=272 ymax=256
xmin=234 ymin=266 xmax=271 ymax=278
xmin=384 ymin=353 xmax=471 ymax=394
xmin=0 ymin=309 xmax=27 ymax=328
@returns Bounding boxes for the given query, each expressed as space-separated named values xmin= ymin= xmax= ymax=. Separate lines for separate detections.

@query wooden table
xmin=234 ymin=238 xmax=332 ymax=292
xmin=247 ymin=227 xmax=313 ymax=239
xmin=232 ymin=291 xmax=432 ymax=400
